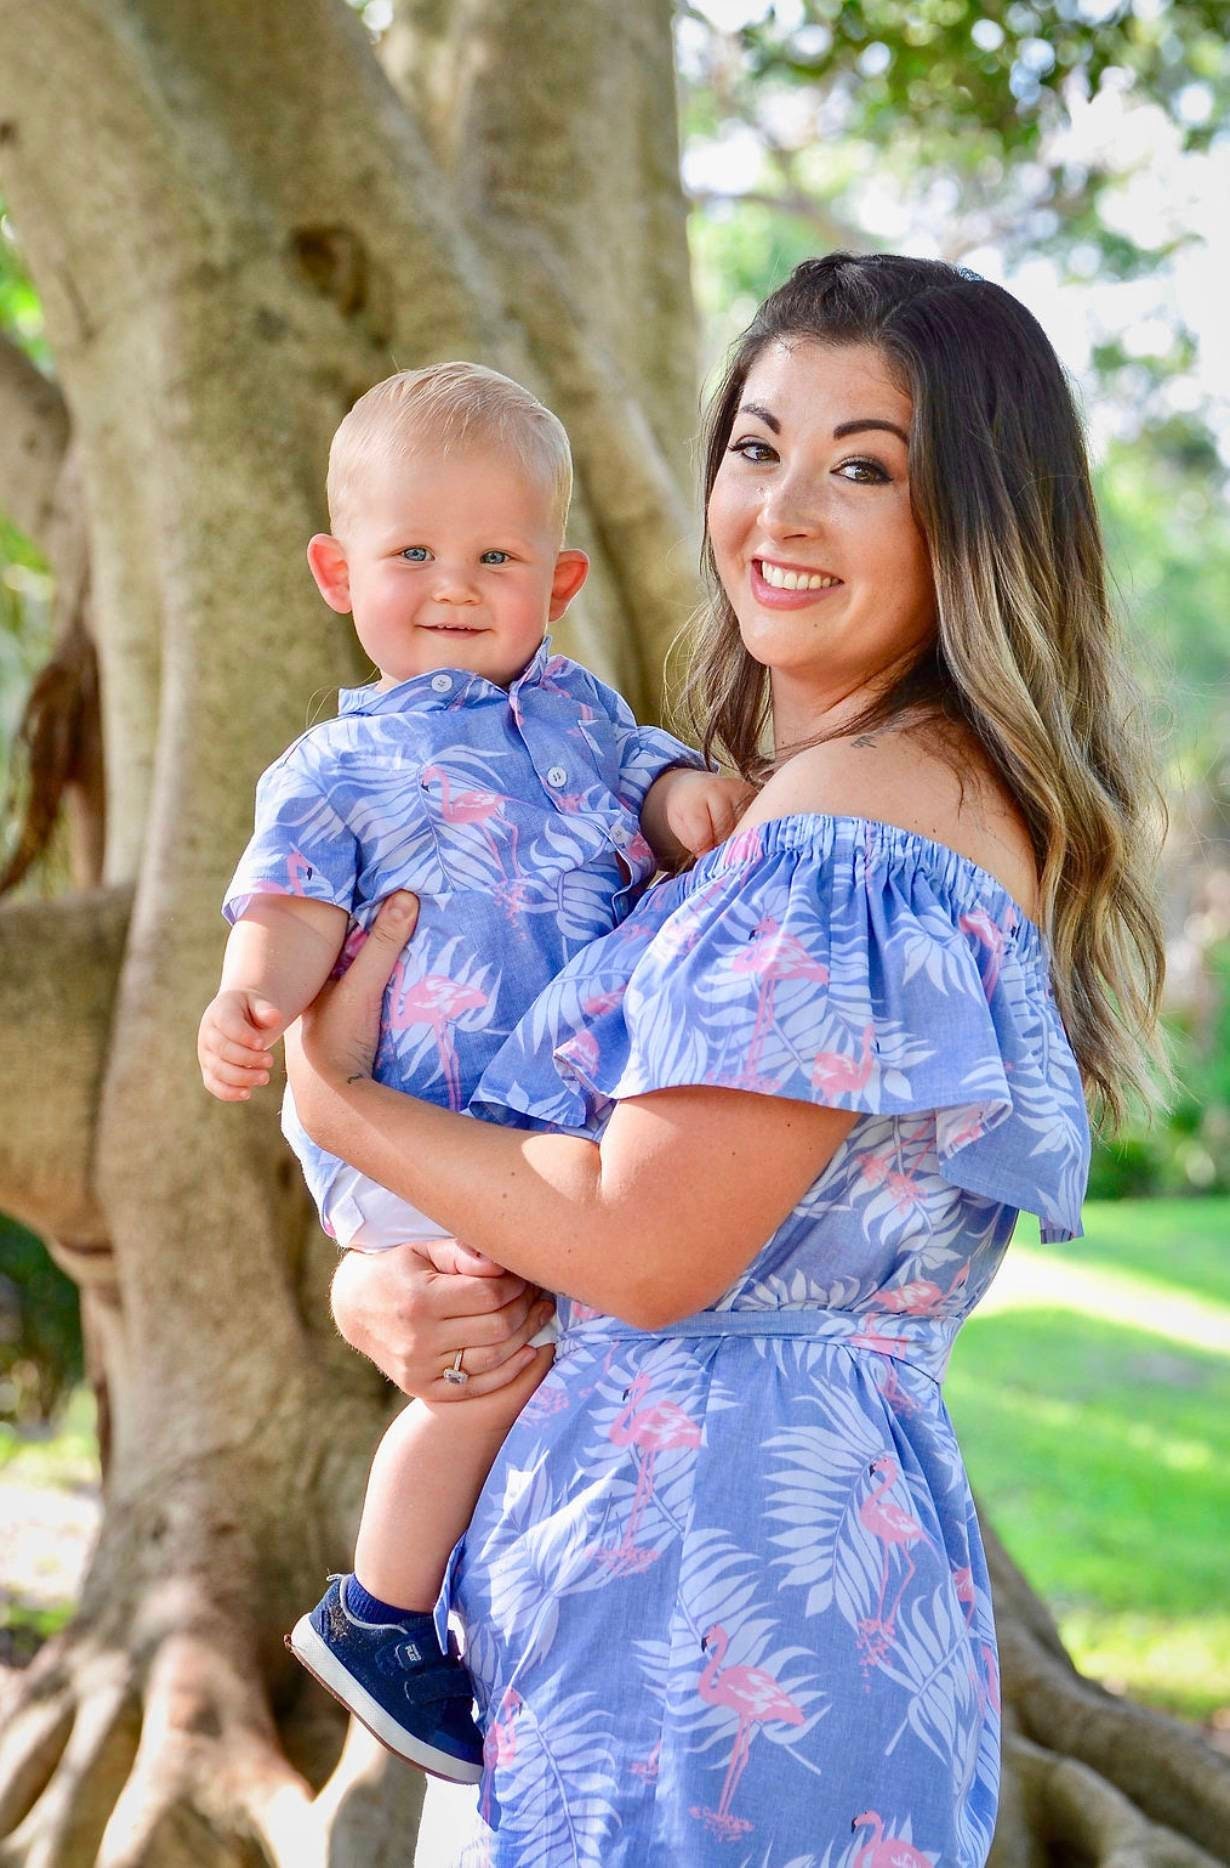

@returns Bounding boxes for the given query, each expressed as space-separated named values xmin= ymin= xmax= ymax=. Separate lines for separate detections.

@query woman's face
xmin=707 ymin=339 xmax=936 ymax=729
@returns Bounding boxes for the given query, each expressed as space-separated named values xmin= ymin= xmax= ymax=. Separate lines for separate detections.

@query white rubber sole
xmin=288 ymin=1614 xmax=483 ymax=1785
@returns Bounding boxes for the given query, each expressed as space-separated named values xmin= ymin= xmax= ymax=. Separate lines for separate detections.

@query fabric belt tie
xmin=559 ymin=1304 xmax=956 ymax=1385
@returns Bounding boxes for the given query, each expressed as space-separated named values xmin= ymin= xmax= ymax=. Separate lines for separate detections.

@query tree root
xmin=1001 ymin=1733 xmax=1224 ymax=1868
xmin=986 ymin=1525 xmax=1230 ymax=1864
xmin=0 ymin=1606 xmax=427 ymax=1867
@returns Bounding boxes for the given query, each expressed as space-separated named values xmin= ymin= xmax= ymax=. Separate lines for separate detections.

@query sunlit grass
xmin=949 ymin=1198 xmax=1230 ymax=1722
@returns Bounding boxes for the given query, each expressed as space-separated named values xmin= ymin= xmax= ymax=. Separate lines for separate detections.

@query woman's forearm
xmin=300 ymin=1070 xmax=849 ymax=1329
xmin=307 ymin=1074 xmax=641 ymax=1311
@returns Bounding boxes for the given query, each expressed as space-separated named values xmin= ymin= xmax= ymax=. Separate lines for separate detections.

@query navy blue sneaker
xmin=288 ymin=1575 xmax=483 ymax=1782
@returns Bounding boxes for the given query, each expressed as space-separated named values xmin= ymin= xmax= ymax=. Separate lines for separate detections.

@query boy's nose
xmin=430 ymin=570 xmax=481 ymax=603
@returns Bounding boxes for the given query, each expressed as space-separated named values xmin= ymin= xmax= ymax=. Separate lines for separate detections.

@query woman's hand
xmin=285 ymin=891 xmax=420 ymax=1142
xmin=332 ymin=1236 xmax=556 ymax=1401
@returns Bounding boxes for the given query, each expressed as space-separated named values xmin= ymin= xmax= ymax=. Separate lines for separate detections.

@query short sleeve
xmin=579 ymin=669 xmax=707 ymax=815
xmin=472 ymin=816 xmax=1091 ymax=1243
xmin=223 ymin=735 xmax=362 ymax=924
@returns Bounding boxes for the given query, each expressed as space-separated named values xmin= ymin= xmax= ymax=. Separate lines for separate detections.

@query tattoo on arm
xmin=851 ymin=734 xmax=878 ymax=748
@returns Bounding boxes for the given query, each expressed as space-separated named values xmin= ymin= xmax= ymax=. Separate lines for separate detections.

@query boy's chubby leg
xmin=354 ymin=1337 xmax=555 ymax=1612
xmin=290 ymin=1177 xmax=557 ymax=1778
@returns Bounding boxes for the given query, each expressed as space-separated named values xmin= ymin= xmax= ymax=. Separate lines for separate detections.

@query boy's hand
xmin=198 ymin=989 xmax=286 ymax=1102
xmin=652 ymin=769 xmax=756 ymax=861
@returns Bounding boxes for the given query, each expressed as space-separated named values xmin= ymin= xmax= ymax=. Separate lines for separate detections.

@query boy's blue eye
xmin=481 ymin=550 xmax=511 ymax=565
xmin=401 ymin=546 xmax=430 ymax=562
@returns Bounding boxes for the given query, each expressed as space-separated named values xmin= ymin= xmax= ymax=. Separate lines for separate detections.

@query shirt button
xmin=546 ymin=766 xmax=567 ymax=789
xmin=431 ymin=673 xmax=452 ymax=694
xmin=611 ymin=824 xmax=629 ymax=848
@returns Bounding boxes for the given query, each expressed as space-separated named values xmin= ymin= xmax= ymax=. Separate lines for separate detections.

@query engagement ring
xmin=442 ymin=1349 xmax=468 ymax=1386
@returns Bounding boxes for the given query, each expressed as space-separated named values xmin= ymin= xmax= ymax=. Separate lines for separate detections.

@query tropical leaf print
xmin=452 ymin=816 xmax=1092 ymax=1863
xmin=477 ymin=1687 xmax=620 ymax=1868
xmin=763 ymin=1397 xmax=886 ymax=1620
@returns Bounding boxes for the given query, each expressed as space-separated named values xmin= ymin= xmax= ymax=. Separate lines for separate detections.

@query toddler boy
xmin=198 ymin=363 xmax=746 ymax=1779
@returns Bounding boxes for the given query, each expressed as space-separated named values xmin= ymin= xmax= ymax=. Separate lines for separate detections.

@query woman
xmin=288 ymin=253 xmax=1165 ymax=1865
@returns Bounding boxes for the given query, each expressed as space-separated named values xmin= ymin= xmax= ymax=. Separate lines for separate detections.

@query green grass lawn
xmin=948 ymin=1197 xmax=1230 ymax=1723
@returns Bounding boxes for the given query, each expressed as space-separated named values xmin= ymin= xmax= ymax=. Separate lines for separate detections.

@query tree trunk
xmin=0 ymin=3 xmax=1227 ymax=1862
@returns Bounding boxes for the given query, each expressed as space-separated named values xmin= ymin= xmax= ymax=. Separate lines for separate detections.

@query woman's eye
xmin=728 ymin=438 xmax=778 ymax=465
xmin=835 ymin=457 xmax=890 ymax=484
xmin=480 ymin=550 xmax=511 ymax=565
xmin=401 ymin=546 xmax=431 ymax=562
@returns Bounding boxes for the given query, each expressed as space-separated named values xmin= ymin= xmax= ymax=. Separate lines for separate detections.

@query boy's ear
xmin=548 ymin=548 xmax=589 ymax=622
xmin=307 ymin=534 xmax=353 ymax=614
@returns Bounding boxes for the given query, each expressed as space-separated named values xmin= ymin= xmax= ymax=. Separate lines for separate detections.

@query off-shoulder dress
xmin=436 ymin=814 xmax=1090 ymax=1868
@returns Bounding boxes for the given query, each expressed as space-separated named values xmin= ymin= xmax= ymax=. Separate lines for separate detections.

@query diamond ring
xmin=442 ymin=1349 xmax=468 ymax=1386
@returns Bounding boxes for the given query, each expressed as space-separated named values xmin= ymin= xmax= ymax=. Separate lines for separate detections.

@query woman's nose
xmin=759 ymin=470 xmax=819 ymax=539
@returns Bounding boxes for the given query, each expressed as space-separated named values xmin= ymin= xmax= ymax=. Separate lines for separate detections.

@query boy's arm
xmin=199 ymin=896 xmax=348 ymax=1102
xmin=639 ymin=768 xmax=756 ymax=869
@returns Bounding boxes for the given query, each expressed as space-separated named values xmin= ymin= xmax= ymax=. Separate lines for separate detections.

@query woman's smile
xmin=751 ymin=557 xmax=844 ymax=606
xmin=707 ymin=338 xmax=935 ymax=715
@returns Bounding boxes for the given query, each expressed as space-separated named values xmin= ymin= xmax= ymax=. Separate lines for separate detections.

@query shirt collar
xmin=339 ymin=636 xmax=555 ymax=718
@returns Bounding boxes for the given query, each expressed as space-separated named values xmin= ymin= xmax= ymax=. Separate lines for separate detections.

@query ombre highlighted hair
xmin=683 ymin=252 xmax=1168 ymax=1130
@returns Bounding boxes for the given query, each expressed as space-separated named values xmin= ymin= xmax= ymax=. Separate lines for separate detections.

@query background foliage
xmin=1 ymin=0 xmax=1227 ymax=1388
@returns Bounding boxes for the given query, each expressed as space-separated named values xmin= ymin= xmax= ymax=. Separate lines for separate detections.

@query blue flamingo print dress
xmin=437 ymin=814 xmax=1090 ymax=1867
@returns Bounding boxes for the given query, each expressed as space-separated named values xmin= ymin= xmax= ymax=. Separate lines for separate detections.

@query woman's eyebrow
xmin=737 ymin=401 xmax=780 ymax=433
xmin=832 ymin=418 xmax=909 ymax=443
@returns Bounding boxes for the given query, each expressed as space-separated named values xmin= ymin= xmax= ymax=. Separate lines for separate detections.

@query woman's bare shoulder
xmin=739 ymin=718 xmax=1041 ymax=919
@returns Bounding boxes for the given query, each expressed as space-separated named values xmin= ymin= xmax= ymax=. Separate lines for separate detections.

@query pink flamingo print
xmin=851 ymin=1810 xmax=935 ymax=1867
xmin=630 ymin=1737 xmax=661 ymax=1780
xmin=811 ymin=1022 xmax=876 ymax=1098
xmin=689 ymin=1624 xmax=805 ymax=1842
xmin=480 ymin=1688 xmax=522 ymax=1824
xmin=730 ymin=916 xmax=830 ymax=1084
xmin=422 ymin=763 xmax=507 ymax=870
xmin=849 ymin=1318 xmax=911 ymax=1358
xmin=386 ymin=961 xmax=488 ymax=1110
xmin=856 ymin=1455 xmax=931 ymax=1667
xmin=958 ymin=906 xmax=1008 ymax=1000
xmin=952 ymin=1563 xmax=976 ymax=1625
xmin=877 ymin=1263 xmax=968 ymax=1316
xmin=287 ymin=850 xmax=313 ymax=896
xmin=594 ymin=1369 xmax=701 ymax=1572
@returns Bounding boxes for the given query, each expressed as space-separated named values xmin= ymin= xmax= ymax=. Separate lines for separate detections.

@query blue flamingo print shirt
xmin=222 ymin=639 xmax=701 ymax=1231
xmin=432 ymin=814 xmax=1091 ymax=1866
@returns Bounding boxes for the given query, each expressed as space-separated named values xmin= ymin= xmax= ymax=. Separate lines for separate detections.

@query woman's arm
xmin=287 ymin=896 xmax=856 ymax=1331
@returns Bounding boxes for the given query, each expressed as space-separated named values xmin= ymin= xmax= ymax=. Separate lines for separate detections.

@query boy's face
xmin=309 ymin=446 xmax=587 ymax=689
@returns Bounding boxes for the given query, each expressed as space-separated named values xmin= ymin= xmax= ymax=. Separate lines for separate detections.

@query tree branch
xmin=0 ymin=886 xmax=130 ymax=1242
xmin=686 ymin=185 xmax=863 ymax=253
xmin=0 ymin=333 xmax=69 ymax=550
xmin=488 ymin=227 xmax=698 ymax=716
xmin=412 ymin=0 xmax=698 ymax=483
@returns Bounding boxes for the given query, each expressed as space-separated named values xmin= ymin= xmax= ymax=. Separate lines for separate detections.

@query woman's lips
xmin=750 ymin=560 xmax=844 ymax=609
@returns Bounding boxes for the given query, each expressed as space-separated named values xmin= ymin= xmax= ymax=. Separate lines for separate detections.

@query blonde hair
xmin=683 ymin=253 xmax=1169 ymax=1133
xmin=327 ymin=362 xmax=573 ymax=537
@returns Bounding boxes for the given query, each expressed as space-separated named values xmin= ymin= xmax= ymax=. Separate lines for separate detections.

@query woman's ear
xmin=547 ymin=548 xmax=589 ymax=622
xmin=307 ymin=534 xmax=354 ymax=614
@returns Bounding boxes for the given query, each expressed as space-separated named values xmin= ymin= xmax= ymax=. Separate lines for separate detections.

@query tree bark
xmin=0 ymin=2 xmax=1227 ymax=1863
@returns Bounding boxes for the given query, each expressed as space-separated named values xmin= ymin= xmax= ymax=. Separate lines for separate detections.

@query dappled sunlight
xmin=978 ymin=1239 xmax=1230 ymax=1357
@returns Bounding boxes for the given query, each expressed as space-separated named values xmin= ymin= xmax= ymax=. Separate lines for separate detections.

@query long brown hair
xmin=681 ymin=252 xmax=1168 ymax=1130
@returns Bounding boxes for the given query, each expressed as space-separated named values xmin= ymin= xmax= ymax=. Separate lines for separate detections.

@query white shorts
xmin=322 ymin=1167 xmax=558 ymax=1346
